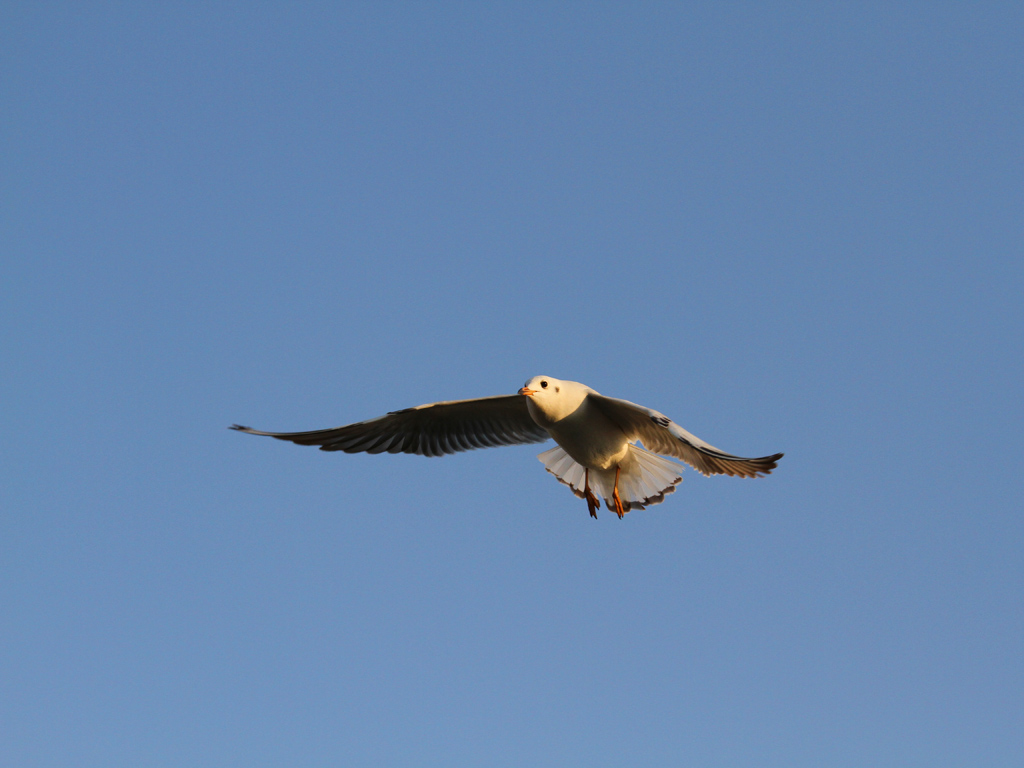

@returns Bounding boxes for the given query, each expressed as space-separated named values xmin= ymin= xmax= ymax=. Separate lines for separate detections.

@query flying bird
xmin=231 ymin=376 xmax=783 ymax=518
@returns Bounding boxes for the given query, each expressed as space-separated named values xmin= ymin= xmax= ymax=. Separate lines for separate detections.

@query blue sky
xmin=2 ymin=3 xmax=1022 ymax=766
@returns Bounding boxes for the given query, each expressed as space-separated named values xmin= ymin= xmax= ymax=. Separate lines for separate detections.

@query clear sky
xmin=2 ymin=3 xmax=1022 ymax=766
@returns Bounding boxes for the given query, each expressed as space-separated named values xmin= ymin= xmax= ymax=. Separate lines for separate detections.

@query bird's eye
xmin=541 ymin=380 xmax=548 ymax=388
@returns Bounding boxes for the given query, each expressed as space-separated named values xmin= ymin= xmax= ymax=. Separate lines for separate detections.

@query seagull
xmin=231 ymin=375 xmax=783 ymax=518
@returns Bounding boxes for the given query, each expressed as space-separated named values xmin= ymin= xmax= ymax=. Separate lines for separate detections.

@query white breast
xmin=543 ymin=396 xmax=631 ymax=471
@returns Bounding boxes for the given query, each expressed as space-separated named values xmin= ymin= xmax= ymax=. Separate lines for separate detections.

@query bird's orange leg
xmin=583 ymin=468 xmax=600 ymax=519
xmin=612 ymin=466 xmax=626 ymax=519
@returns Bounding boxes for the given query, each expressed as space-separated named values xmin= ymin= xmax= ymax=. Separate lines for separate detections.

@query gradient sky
xmin=3 ymin=3 xmax=1022 ymax=767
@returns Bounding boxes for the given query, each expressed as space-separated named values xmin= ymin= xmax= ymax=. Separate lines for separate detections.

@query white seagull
xmin=231 ymin=375 xmax=783 ymax=518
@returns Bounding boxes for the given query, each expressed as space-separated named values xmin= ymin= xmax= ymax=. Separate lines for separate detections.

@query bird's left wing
xmin=587 ymin=393 xmax=783 ymax=478
xmin=230 ymin=394 xmax=550 ymax=458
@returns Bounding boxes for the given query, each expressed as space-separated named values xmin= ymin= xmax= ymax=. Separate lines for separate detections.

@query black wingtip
xmin=229 ymin=424 xmax=250 ymax=432
xmin=758 ymin=452 xmax=785 ymax=475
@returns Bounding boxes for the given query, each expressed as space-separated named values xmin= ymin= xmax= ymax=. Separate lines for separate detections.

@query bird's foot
xmin=612 ymin=466 xmax=626 ymax=519
xmin=583 ymin=468 xmax=600 ymax=519
xmin=612 ymin=490 xmax=626 ymax=518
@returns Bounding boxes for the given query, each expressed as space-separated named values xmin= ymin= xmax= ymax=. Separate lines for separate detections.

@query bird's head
xmin=519 ymin=375 xmax=589 ymax=423
xmin=518 ymin=375 xmax=559 ymax=398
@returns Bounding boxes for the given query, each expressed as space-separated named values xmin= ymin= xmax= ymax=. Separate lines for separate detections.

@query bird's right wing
xmin=230 ymin=394 xmax=550 ymax=457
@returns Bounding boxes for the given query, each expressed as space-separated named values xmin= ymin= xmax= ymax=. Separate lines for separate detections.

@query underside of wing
xmin=587 ymin=393 xmax=783 ymax=478
xmin=231 ymin=394 xmax=550 ymax=457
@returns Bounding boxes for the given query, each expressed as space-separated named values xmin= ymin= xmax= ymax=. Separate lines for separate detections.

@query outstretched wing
xmin=587 ymin=393 xmax=783 ymax=478
xmin=230 ymin=394 xmax=550 ymax=458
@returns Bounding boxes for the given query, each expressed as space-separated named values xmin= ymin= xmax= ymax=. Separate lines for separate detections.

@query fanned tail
xmin=537 ymin=444 xmax=685 ymax=515
xmin=536 ymin=445 xmax=590 ymax=499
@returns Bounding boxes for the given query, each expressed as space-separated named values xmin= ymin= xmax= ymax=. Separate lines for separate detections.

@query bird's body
xmin=232 ymin=375 xmax=783 ymax=518
xmin=525 ymin=380 xmax=628 ymax=470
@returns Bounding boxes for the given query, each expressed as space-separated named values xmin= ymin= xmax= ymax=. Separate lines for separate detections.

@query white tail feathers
xmin=537 ymin=444 xmax=685 ymax=514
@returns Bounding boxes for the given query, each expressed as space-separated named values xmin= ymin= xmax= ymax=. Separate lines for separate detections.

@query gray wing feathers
xmin=230 ymin=394 xmax=550 ymax=458
xmin=587 ymin=393 xmax=783 ymax=478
